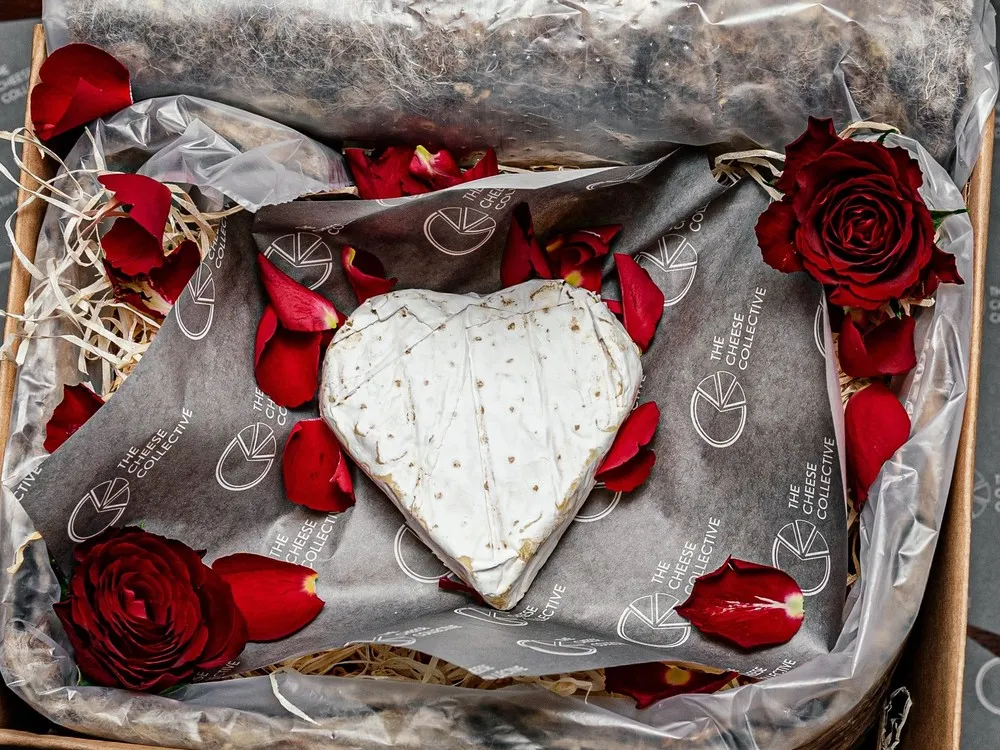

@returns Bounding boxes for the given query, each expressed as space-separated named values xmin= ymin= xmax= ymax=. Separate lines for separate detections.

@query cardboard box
xmin=0 ymin=24 xmax=989 ymax=750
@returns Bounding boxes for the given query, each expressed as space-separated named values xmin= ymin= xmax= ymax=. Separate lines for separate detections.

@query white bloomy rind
xmin=321 ymin=280 xmax=643 ymax=609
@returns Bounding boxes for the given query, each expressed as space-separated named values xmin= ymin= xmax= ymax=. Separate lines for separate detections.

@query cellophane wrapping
xmin=43 ymin=0 xmax=998 ymax=184
xmin=0 ymin=91 xmax=975 ymax=747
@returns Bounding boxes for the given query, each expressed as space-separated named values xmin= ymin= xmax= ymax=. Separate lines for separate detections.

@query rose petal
xmin=342 ymin=246 xmax=398 ymax=304
xmin=603 ymin=298 xmax=623 ymax=316
xmin=98 ymin=174 xmax=172 ymax=241
xmin=258 ymin=253 xmax=341 ymax=331
xmin=500 ymin=203 xmax=553 ymax=287
xmin=563 ymin=257 xmax=604 ymax=294
xmin=254 ymin=306 xmax=322 ymax=408
xmin=460 ymin=149 xmax=500 ymax=184
xmin=148 ymin=240 xmax=202 ymax=304
xmin=212 ymin=554 xmax=325 ymax=642
xmin=101 ymin=218 xmax=166 ymax=277
xmin=845 ymin=382 xmax=911 ymax=507
xmin=598 ymin=449 xmax=656 ymax=492
xmin=44 ymin=383 xmax=104 ymax=453
xmin=614 ymin=253 xmax=665 ymax=351
xmin=605 ymin=663 xmax=738 ymax=709
xmin=438 ymin=573 xmax=486 ymax=604
xmin=31 ymin=44 xmax=133 ymax=141
xmin=676 ymin=557 xmax=805 ymax=649
xmin=755 ymin=200 xmax=803 ymax=274
xmin=282 ymin=419 xmax=356 ymax=512
xmin=838 ymin=315 xmax=917 ymax=378
xmin=598 ymin=402 xmax=660 ymax=474
xmin=344 ymin=147 xmax=426 ymax=200
xmin=777 ymin=117 xmax=841 ymax=194
xmin=410 ymin=146 xmax=464 ymax=190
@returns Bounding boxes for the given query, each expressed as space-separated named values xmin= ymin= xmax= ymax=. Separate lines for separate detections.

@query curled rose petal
xmin=838 ymin=315 xmax=917 ymax=378
xmin=614 ymin=254 xmax=665 ymax=351
xmin=101 ymin=218 xmax=165 ymax=277
xmin=845 ymin=382 xmax=911 ymax=507
xmin=410 ymin=146 xmax=463 ymax=190
xmin=258 ymin=253 xmax=341 ymax=332
xmin=438 ymin=573 xmax=486 ymax=604
xmin=755 ymin=199 xmax=803 ymax=274
xmin=599 ymin=449 xmax=656 ymax=492
xmin=500 ymin=203 xmax=553 ymax=288
xmin=254 ymin=306 xmax=322 ymax=408
xmin=603 ymin=298 xmax=623 ymax=316
xmin=344 ymin=146 xmax=426 ymax=200
xmin=460 ymin=149 xmax=500 ymax=184
xmin=775 ymin=117 xmax=841 ymax=194
xmin=598 ymin=402 xmax=660 ymax=474
xmin=676 ymin=557 xmax=805 ymax=649
xmin=98 ymin=173 xmax=172 ymax=240
xmin=44 ymin=383 xmax=104 ymax=453
xmin=31 ymin=43 xmax=133 ymax=141
xmin=605 ymin=663 xmax=738 ymax=709
xmin=212 ymin=553 xmax=325 ymax=642
xmin=342 ymin=246 xmax=398 ymax=304
xmin=149 ymin=240 xmax=202 ymax=304
xmin=282 ymin=419 xmax=355 ymax=512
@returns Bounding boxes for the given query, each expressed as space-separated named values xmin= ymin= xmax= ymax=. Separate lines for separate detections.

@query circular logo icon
xmin=977 ymin=657 xmax=1000 ymax=716
xmin=516 ymin=639 xmax=597 ymax=657
xmin=454 ymin=606 xmax=528 ymax=627
xmin=216 ymin=423 xmax=277 ymax=492
xmin=575 ymin=483 xmax=622 ymax=524
xmin=394 ymin=524 xmax=448 ymax=583
xmin=636 ymin=234 xmax=698 ymax=307
xmin=345 ymin=632 xmax=417 ymax=648
xmin=585 ymin=158 xmax=665 ymax=191
xmin=264 ymin=232 xmax=334 ymax=290
xmin=973 ymin=470 xmax=993 ymax=520
xmin=375 ymin=196 xmax=417 ymax=207
xmin=813 ymin=299 xmax=827 ymax=357
xmin=175 ymin=262 xmax=216 ymax=341
xmin=423 ymin=207 xmax=497 ymax=256
xmin=690 ymin=371 xmax=748 ymax=449
xmin=69 ymin=478 xmax=130 ymax=543
xmin=771 ymin=520 xmax=832 ymax=597
xmin=616 ymin=592 xmax=691 ymax=649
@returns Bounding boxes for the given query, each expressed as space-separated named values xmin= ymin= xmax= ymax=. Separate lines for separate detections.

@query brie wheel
xmin=320 ymin=280 xmax=643 ymax=609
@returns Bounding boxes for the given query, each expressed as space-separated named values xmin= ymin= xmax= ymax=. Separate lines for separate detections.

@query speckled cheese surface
xmin=321 ymin=280 xmax=643 ymax=609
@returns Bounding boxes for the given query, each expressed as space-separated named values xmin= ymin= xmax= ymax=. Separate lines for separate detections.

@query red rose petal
xmin=755 ymin=199 xmax=803 ymax=274
xmin=460 ymin=149 xmax=500 ymax=184
xmin=31 ymin=44 xmax=133 ymax=141
xmin=149 ymin=240 xmax=201 ymax=304
xmin=258 ymin=253 xmax=341 ymax=332
xmin=777 ymin=117 xmax=841 ymax=194
xmin=438 ymin=573 xmax=487 ymax=604
xmin=605 ymin=663 xmax=738 ymax=709
xmin=342 ymin=246 xmax=398 ymax=305
xmin=500 ymin=203 xmax=553 ymax=287
xmin=101 ymin=218 xmax=166 ymax=277
xmin=614 ymin=254 xmax=664 ymax=351
xmin=845 ymin=382 xmax=911 ymax=507
xmin=212 ymin=553 xmax=325 ymax=642
xmin=254 ymin=306 xmax=322 ymax=408
xmin=599 ymin=448 xmax=656 ymax=492
xmin=345 ymin=146 xmax=427 ymax=200
xmin=838 ymin=315 xmax=917 ymax=378
xmin=410 ymin=146 xmax=464 ymax=190
xmin=676 ymin=557 xmax=805 ymax=650
xmin=98 ymin=173 xmax=172 ymax=241
xmin=604 ymin=298 xmax=623 ymax=316
xmin=282 ymin=419 xmax=356 ymax=512
xmin=44 ymin=383 xmax=104 ymax=453
xmin=598 ymin=402 xmax=660 ymax=474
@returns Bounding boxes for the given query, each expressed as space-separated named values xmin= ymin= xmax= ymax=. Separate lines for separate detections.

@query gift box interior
xmin=0 ymin=20 xmax=993 ymax=750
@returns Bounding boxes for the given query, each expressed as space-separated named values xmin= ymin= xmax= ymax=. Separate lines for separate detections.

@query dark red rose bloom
xmin=756 ymin=118 xmax=962 ymax=310
xmin=54 ymin=527 xmax=247 ymax=692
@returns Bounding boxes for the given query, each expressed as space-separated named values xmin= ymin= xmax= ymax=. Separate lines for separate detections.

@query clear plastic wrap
xmin=43 ymin=0 xmax=999 ymax=185
xmin=0 ymin=111 xmax=974 ymax=746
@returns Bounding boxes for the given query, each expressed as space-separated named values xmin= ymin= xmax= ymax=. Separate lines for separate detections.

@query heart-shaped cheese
xmin=320 ymin=280 xmax=643 ymax=609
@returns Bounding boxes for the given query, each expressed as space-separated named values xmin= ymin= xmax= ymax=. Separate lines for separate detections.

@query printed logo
xmin=394 ymin=524 xmax=448 ymax=583
xmin=454 ymin=606 xmax=528 ymax=627
xmin=977 ymin=657 xmax=1000 ymax=716
xmin=771 ymin=520 xmax=832 ymax=597
xmin=575 ymin=483 xmax=622 ymax=524
xmin=346 ymin=632 xmax=418 ymax=648
xmin=69 ymin=478 xmax=130 ymax=543
xmin=516 ymin=639 xmax=597 ymax=657
xmin=585 ymin=157 xmax=666 ymax=191
xmin=175 ymin=262 xmax=216 ymax=341
xmin=636 ymin=234 xmax=698 ymax=307
xmin=264 ymin=232 xmax=334 ymax=290
xmin=973 ymin=470 xmax=995 ymax=520
xmin=375 ymin=196 xmax=417 ymax=207
xmin=616 ymin=593 xmax=691 ymax=649
xmin=423 ymin=207 xmax=497 ymax=256
xmin=690 ymin=371 xmax=748 ymax=449
xmin=216 ymin=423 xmax=277 ymax=492
xmin=813 ymin=299 xmax=826 ymax=357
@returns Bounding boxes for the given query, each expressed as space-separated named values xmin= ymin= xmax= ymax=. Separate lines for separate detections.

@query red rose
xmin=54 ymin=528 xmax=247 ymax=692
xmin=755 ymin=118 xmax=962 ymax=310
xmin=544 ymin=226 xmax=622 ymax=293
